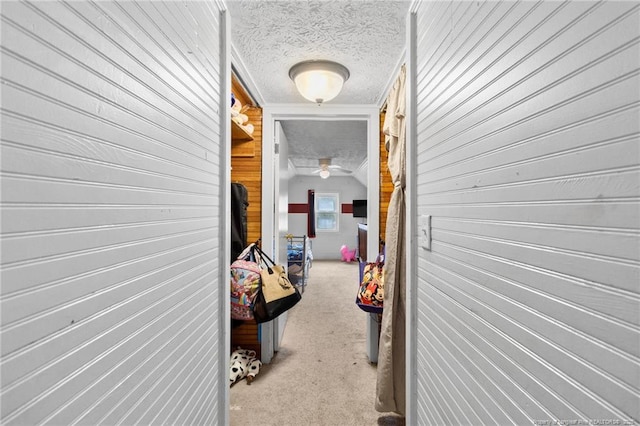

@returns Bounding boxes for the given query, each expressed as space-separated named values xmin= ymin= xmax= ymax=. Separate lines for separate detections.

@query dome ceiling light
xmin=289 ymin=60 xmax=350 ymax=104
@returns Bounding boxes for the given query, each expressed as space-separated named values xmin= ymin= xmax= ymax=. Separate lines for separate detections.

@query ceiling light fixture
xmin=319 ymin=169 xmax=331 ymax=179
xmin=289 ymin=60 xmax=350 ymax=104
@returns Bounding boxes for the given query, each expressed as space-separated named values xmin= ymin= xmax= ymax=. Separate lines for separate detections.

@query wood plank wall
xmin=413 ymin=2 xmax=639 ymax=423
xmin=1 ymin=2 xmax=225 ymax=423
xmin=230 ymin=75 xmax=262 ymax=358
xmin=379 ymin=111 xmax=393 ymax=247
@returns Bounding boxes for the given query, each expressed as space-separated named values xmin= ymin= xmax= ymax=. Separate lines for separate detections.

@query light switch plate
xmin=419 ymin=215 xmax=432 ymax=250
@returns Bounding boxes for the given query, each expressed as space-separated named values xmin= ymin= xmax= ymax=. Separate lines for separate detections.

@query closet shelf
xmin=231 ymin=120 xmax=254 ymax=142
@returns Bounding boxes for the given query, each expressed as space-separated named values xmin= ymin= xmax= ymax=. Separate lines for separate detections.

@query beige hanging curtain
xmin=376 ymin=64 xmax=406 ymax=416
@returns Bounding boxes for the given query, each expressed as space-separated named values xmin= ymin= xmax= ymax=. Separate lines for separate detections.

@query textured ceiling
xmin=227 ymin=0 xmax=411 ymax=176
xmin=227 ymin=0 xmax=410 ymax=105
xmin=280 ymin=120 xmax=368 ymax=174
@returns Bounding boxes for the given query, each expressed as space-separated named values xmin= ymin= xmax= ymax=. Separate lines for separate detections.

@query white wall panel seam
xmin=1 ymin=263 xmax=216 ymax=397
xmin=427 ymin=276 xmax=634 ymax=419
xmin=418 ymin=306 xmax=532 ymax=424
xmin=431 ymin=240 xmax=640 ymax=317
xmin=95 ymin=320 xmax=218 ymax=426
xmin=421 ymin=67 xmax=639 ymax=148
xmin=420 ymin=165 xmax=639 ymax=197
xmin=415 ymin=0 xmax=639 ymax=423
xmin=0 ymin=42 xmax=217 ymax=138
xmin=418 ymin=1 xmax=544 ymax=115
xmin=4 ymin=267 xmax=218 ymax=382
xmin=43 ymin=305 xmax=217 ymax=425
xmin=426 ymin=252 xmax=639 ymax=386
xmin=432 ymin=216 xmax=639 ymax=236
xmin=1 ymin=0 xmax=223 ymax=422
xmin=1 ymin=279 xmax=213 ymax=423
xmin=128 ymin=2 xmax=220 ymax=100
xmin=1 ymin=216 xmax=215 ymax=239
xmin=14 ymin=1 xmax=219 ymax=110
xmin=1 ymin=143 xmax=219 ymax=191
xmin=419 ymin=131 xmax=639 ymax=182
xmin=147 ymin=2 xmax=221 ymax=89
xmin=0 ymin=82 xmax=216 ymax=160
xmin=415 ymin=1 xmax=572 ymax=129
xmin=418 ymin=289 xmax=568 ymax=420
xmin=418 ymin=355 xmax=475 ymax=425
xmin=1 ymin=249 xmax=217 ymax=343
xmin=419 ymin=6 xmax=637 ymax=142
xmin=416 ymin=100 xmax=640 ymax=165
xmin=423 ymin=278 xmax=596 ymax=419
xmin=415 ymin=295 xmax=543 ymax=421
xmin=110 ymin=325 xmax=217 ymax=425
xmin=0 ymin=12 xmax=218 ymax=138
xmin=72 ymin=1 xmax=219 ymax=107
xmin=436 ymin=227 xmax=639 ymax=269
xmin=418 ymin=333 xmax=507 ymax=425
xmin=1 ymin=235 xmax=215 ymax=299
xmin=0 ymin=173 xmax=218 ymax=203
xmin=168 ymin=343 xmax=219 ymax=425
xmin=0 ymin=113 xmax=219 ymax=174
xmin=418 ymin=1 xmax=620 ymax=130
xmin=417 ymin=1 xmax=509 ymax=90
xmin=431 ymin=239 xmax=640 ymax=316
xmin=80 ymin=2 xmax=219 ymax=116
xmin=136 ymin=328 xmax=218 ymax=425
xmin=73 ymin=320 xmax=217 ymax=425
xmin=0 ymin=74 xmax=215 ymax=153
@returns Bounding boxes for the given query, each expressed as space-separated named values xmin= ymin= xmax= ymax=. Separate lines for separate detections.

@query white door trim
xmin=405 ymin=6 xmax=418 ymax=425
xmin=260 ymin=104 xmax=380 ymax=364
xmin=219 ymin=6 xmax=232 ymax=426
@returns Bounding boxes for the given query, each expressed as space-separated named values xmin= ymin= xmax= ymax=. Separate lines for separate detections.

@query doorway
xmin=262 ymin=105 xmax=380 ymax=362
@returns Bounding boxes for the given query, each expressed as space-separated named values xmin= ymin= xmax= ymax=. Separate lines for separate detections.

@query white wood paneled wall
xmin=413 ymin=1 xmax=639 ymax=424
xmin=1 ymin=1 xmax=227 ymax=424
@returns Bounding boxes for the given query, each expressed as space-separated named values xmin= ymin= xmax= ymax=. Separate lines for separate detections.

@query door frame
xmin=260 ymin=104 xmax=380 ymax=364
xmin=405 ymin=5 xmax=418 ymax=424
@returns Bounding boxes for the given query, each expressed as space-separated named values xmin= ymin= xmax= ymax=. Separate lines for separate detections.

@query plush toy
xmin=340 ymin=245 xmax=357 ymax=262
xmin=229 ymin=347 xmax=262 ymax=385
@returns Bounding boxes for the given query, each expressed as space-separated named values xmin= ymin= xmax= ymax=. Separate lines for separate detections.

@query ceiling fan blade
xmin=328 ymin=165 xmax=352 ymax=173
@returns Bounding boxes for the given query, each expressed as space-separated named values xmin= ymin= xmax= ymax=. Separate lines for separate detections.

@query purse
xmin=251 ymin=245 xmax=302 ymax=323
xmin=230 ymin=243 xmax=262 ymax=320
xmin=356 ymin=251 xmax=384 ymax=314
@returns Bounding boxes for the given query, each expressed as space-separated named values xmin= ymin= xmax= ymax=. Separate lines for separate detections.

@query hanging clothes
xmin=230 ymin=182 xmax=249 ymax=262
xmin=375 ymin=64 xmax=406 ymax=416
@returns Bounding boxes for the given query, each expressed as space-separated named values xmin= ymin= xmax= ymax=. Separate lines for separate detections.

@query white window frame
xmin=315 ymin=192 xmax=339 ymax=232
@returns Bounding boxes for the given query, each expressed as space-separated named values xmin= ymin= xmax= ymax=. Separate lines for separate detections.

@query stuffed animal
xmin=340 ymin=245 xmax=357 ymax=262
xmin=229 ymin=347 xmax=262 ymax=385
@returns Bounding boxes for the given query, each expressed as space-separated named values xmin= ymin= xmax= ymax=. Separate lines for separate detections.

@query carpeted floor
xmin=229 ymin=260 xmax=405 ymax=426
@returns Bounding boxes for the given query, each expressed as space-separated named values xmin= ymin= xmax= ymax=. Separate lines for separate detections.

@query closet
xmin=230 ymin=74 xmax=263 ymax=359
xmin=379 ymin=111 xmax=392 ymax=243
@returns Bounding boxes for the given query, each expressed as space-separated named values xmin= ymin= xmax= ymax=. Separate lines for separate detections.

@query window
xmin=315 ymin=193 xmax=339 ymax=232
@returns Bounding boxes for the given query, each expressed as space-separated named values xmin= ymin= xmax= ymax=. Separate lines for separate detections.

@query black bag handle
xmin=250 ymin=244 xmax=276 ymax=273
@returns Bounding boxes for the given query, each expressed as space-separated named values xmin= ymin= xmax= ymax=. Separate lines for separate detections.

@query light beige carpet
xmin=229 ymin=260 xmax=405 ymax=426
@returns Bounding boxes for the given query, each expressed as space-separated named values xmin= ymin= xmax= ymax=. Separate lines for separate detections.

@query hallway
xmin=229 ymin=260 xmax=405 ymax=426
xmin=1 ymin=2 xmax=637 ymax=424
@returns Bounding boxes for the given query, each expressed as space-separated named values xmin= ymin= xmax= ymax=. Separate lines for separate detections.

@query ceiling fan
xmin=310 ymin=158 xmax=352 ymax=178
